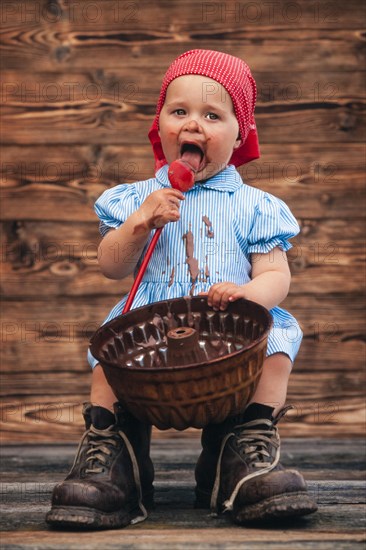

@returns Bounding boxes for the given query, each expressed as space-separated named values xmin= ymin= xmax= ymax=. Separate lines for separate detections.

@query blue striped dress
xmin=88 ymin=164 xmax=302 ymax=368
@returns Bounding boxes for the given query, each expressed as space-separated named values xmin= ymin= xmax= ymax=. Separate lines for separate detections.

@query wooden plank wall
xmin=1 ymin=0 xmax=365 ymax=442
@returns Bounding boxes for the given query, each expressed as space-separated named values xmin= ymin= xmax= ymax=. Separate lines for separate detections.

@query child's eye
xmin=173 ymin=109 xmax=186 ymax=116
xmin=206 ymin=112 xmax=219 ymax=120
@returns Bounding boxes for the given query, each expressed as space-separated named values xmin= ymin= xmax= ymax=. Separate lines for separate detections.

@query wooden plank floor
xmin=0 ymin=437 xmax=365 ymax=549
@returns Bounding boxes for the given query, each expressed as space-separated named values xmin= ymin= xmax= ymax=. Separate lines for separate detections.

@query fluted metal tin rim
xmin=89 ymin=296 xmax=273 ymax=372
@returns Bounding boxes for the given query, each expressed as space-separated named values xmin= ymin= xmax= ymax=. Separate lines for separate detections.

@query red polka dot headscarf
xmin=148 ymin=49 xmax=260 ymax=171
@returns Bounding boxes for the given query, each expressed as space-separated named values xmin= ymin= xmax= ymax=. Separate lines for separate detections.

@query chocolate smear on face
xmin=202 ymin=215 xmax=214 ymax=238
xmin=182 ymin=226 xmax=199 ymax=293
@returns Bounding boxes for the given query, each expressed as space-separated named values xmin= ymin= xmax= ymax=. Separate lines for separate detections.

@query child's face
xmin=158 ymin=75 xmax=241 ymax=181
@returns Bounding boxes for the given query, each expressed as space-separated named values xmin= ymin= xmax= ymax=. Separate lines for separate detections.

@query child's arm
xmin=98 ymin=188 xmax=185 ymax=279
xmin=205 ymin=247 xmax=291 ymax=311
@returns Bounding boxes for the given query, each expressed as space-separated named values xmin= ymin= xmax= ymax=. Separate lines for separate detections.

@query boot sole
xmin=234 ymin=491 xmax=318 ymax=524
xmin=195 ymin=490 xmax=317 ymax=522
xmin=46 ymin=505 xmax=132 ymax=530
xmin=46 ymin=494 xmax=154 ymax=530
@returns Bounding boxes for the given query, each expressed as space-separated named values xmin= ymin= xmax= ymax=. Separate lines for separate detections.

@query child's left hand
xmin=200 ymin=283 xmax=247 ymax=311
xmin=200 ymin=249 xmax=291 ymax=311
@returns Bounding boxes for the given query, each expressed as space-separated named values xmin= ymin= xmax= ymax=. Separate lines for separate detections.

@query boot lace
xmin=84 ymin=426 xmax=120 ymax=474
xmin=70 ymin=425 xmax=148 ymax=524
xmin=235 ymin=419 xmax=279 ymax=468
xmin=210 ymin=416 xmax=285 ymax=514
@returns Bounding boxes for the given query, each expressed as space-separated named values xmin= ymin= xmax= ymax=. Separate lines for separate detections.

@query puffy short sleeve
xmin=94 ymin=184 xmax=140 ymax=236
xmin=247 ymin=193 xmax=300 ymax=254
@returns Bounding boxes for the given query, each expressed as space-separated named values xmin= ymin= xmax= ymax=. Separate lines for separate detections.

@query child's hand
xmin=200 ymin=249 xmax=291 ymax=311
xmin=200 ymin=282 xmax=247 ymax=311
xmin=138 ymin=189 xmax=185 ymax=230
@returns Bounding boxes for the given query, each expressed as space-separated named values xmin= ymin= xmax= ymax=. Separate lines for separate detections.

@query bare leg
xmin=90 ymin=364 xmax=117 ymax=412
xmin=249 ymin=353 xmax=292 ymax=416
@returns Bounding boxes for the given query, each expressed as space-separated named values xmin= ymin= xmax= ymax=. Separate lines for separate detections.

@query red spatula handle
xmin=122 ymin=160 xmax=195 ymax=314
xmin=122 ymin=227 xmax=163 ymax=314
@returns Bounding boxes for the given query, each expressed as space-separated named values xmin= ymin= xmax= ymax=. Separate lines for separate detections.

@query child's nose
xmin=182 ymin=119 xmax=202 ymax=133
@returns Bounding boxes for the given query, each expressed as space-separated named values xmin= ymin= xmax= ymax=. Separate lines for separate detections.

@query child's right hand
xmin=137 ymin=188 xmax=185 ymax=230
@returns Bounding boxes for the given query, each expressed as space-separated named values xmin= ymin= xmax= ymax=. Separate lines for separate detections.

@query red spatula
xmin=122 ymin=159 xmax=196 ymax=313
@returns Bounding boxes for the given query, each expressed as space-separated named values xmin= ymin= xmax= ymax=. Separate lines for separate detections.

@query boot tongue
xmin=242 ymin=403 xmax=274 ymax=423
xmin=231 ymin=403 xmax=275 ymax=431
xmin=90 ymin=406 xmax=115 ymax=430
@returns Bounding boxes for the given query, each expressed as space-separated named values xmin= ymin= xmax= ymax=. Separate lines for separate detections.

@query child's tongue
xmin=180 ymin=148 xmax=201 ymax=172
xmin=168 ymin=150 xmax=201 ymax=192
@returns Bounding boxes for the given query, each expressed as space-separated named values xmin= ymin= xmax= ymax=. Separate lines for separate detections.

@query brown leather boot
xmin=195 ymin=406 xmax=317 ymax=523
xmin=46 ymin=402 xmax=154 ymax=529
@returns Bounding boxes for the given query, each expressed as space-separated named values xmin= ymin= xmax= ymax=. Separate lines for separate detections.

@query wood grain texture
xmin=0 ymin=439 xmax=365 ymax=548
xmin=1 ymin=294 xmax=364 ymax=442
xmin=1 ymin=28 xmax=365 ymax=72
xmin=1 ymin=0 xmax=365 ymax=442
xmin=1 ymin=0 xmax=363 ymax=31
xmin=2 ymin=69 xmax=365 ymax=106
xmin=2 ymin=103 xmax=364 ymax=144
xmin=1 ymin=229 xmax=364 ymax=305
xmin=1 ymin=144 xmax=365 ymax=220
xmin=1 ymin=294 xmax=364 ymax=338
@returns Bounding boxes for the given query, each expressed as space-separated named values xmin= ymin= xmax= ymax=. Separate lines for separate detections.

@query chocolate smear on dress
xmin=182 ymin=226 xmax=199 ymax=296
xmin=202 ymin=215 xmax=214 ymax=238
xmin=168 ymin=266 xmax=175 ymax=287
xmin=205 ymin=255 xmax=210 ymax=280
